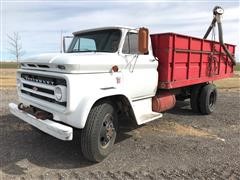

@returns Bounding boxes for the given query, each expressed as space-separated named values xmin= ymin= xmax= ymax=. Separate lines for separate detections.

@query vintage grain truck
xmin=9 ymin=7 xmax=236 ymax=162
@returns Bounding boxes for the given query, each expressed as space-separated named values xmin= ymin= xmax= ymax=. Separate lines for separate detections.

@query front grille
xmin=21 ymin=90 xmax=67 ymax=106
xmin=21 ymin=73 xmax=67 ymax=86
xmin=22 ymin=84 xmax=54 ymax=94
xmin=20 ymin=73 xmax=67 ymax=107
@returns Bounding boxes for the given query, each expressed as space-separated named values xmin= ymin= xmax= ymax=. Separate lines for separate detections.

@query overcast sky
xmin=1 ymin=0 xmax=239 ymax=61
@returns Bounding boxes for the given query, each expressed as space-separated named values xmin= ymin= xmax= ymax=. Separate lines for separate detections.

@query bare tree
xmin=8 ymin=32 xmax=25 ymax=64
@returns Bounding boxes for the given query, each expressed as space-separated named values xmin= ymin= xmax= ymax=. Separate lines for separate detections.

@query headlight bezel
xmin=54 ymin=85 xmax=67 ymax=102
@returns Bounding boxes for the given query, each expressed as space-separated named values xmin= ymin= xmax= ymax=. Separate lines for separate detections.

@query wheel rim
xmin=99 ymin=113 xmax=115 ymax=148
xmin=209 ymin=91 xmax=216 ymax=109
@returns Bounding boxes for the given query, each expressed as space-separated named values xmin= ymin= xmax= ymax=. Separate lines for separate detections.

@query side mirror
xmin=63 ymin=36 xmax=73 ymax=53
xmin=138 ymin=27 xmax=149 ymax=54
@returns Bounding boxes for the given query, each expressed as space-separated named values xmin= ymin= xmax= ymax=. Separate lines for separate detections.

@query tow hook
xmin=18 ymin=103 xmax=35 ymax=115
xmin=18 ymin=103 xmax=28 ymax=111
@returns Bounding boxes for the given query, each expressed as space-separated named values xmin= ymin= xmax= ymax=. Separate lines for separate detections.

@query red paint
xmin=152 ymin=92 xmax=176 ymax=112
xmin=150 ymin=33 xmax=235 ymax=89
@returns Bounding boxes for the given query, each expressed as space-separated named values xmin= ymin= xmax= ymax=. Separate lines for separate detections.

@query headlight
xmin=54 ymin=85 xmax=67 ymax=102
xmin=54 ymin=87 xmax=62 ymax=100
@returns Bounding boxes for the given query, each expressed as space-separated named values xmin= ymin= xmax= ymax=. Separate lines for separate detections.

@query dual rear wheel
xmin=190 ymin=83 xmax=217 ymax=114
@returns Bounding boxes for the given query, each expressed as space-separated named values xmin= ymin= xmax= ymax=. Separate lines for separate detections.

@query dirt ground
xmin=0 ymin=86 xmax=240 ymax=179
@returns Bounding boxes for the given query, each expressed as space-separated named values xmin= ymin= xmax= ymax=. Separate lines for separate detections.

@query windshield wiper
xmin=67 ymin=50 xmax=112 ymax=53
xmin=68 ymin=50 xmax=96 ymax=53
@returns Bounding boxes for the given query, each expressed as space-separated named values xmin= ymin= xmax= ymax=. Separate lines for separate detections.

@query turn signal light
xmin=112 ymin=65 xmax=119 ymax=72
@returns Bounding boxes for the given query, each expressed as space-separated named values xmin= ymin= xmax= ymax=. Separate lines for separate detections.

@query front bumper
xmin=9 ymin=103 xmax=73 ymax=141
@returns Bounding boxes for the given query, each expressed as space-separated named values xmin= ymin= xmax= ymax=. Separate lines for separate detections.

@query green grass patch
xmin=0 ymin=62 xmax=18 ymax=69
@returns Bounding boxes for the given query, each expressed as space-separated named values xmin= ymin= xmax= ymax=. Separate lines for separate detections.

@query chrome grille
xmin=21 ymin=73 xmax=66 ymax=86
xmin=20 ymin=73 xmax=67 ymax=107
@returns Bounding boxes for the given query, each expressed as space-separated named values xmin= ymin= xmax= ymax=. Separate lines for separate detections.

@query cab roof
xmin=73 ymin=26 xmax=137 ymax=35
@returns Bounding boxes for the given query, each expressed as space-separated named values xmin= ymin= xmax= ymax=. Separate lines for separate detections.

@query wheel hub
xmin=209 ymin=91 xmax=216 ymax=108
xmin=100 ymin=115 xmax=115 ymax=147
xmin=106 ymin=121 xmax=114 ymax=139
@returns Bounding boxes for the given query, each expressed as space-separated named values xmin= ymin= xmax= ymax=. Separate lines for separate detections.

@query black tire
xmin=190 ymin=85 xmax=203 ymax=113
xmin=199 ymin=84 xmax=217 ymax=115
xmin=81 ymin=101 xmax=118 ymax=162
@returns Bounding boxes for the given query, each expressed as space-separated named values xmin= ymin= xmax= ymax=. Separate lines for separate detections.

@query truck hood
xmin=20 ymin=53 xmax=125 ymax=73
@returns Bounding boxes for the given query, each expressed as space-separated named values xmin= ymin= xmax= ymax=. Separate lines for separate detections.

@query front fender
xmin=66 ymin=88 xmax=134 ymax=129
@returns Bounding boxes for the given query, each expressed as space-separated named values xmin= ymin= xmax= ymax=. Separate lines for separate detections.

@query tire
xmin=199 ymin=84 xmax=217 ymax=115
xmin=190 ymin=85 xmax=203 ymax=113
xmin=81 ymin=101 xmax=118 ymax=162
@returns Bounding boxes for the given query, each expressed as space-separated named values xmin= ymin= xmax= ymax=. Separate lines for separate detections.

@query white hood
xmin=20 ymin=53 xmax=125 ymax=73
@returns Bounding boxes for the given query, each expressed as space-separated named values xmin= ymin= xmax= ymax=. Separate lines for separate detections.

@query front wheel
xmin=199 ymin=84 xmax=217 ymax=115
xmin=81 ymin=101 xmax=118 ymax=162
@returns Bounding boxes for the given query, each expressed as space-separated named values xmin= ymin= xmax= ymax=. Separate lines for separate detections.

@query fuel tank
xmin=152 ymin=92 xmax=176 ymax=112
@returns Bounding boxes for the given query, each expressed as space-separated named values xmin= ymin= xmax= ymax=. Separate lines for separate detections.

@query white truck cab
xmin=9 ymin=26 xmax=162 ymax=162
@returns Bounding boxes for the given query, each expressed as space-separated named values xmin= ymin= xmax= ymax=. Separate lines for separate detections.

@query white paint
xmin=132 ymin=98 xmax=163 ymax=125
xmin=9 ymin=26 xmax=161 ymax=140
xmin=9 ymin=103 xmax=73 ymax=141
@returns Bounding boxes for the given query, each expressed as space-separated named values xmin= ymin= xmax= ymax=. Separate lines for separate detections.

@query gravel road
xmin=0 ymin=88 xmax=240 ymax=179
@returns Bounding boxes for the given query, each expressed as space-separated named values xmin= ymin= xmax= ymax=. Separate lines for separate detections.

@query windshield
xmin=67 ymin=29 xmax=121 ymax=53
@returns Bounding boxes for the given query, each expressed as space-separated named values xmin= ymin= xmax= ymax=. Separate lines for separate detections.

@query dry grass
xmin=152 ymin=121 xmax=218 ymax=139
xmin=215 ymin=72 xmax=240 ymax=89
xmin=0 ymin=62 xmax=18 ymax=69
xmin=0 ymin=69 xmax=17 ymax=88
xmin=134 ymin=120 xmax=225 ymax=142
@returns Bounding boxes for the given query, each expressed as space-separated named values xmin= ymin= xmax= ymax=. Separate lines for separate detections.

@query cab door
xmin=121 ymin=31 xmax=158 ymax=99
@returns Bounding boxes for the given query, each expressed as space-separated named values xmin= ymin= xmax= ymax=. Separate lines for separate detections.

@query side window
xmin=122 ymin=33 xmax=139 ymax=54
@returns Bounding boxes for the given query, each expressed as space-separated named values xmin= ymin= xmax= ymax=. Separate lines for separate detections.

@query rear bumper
xmin=9 ymin=103 xmax=73 ymax=141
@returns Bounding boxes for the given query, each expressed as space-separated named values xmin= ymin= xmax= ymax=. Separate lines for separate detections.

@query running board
xmin=138 ymin=112 xmax=163 ymax=124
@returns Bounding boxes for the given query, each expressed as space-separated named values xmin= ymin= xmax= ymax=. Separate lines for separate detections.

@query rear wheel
xmin=199 ymin=84 xmax=217 ymax=115
xmin=81 ymin=101 xmax=118 ymax=162
xmin=190 ymin=84 xmax=203 ymax=113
